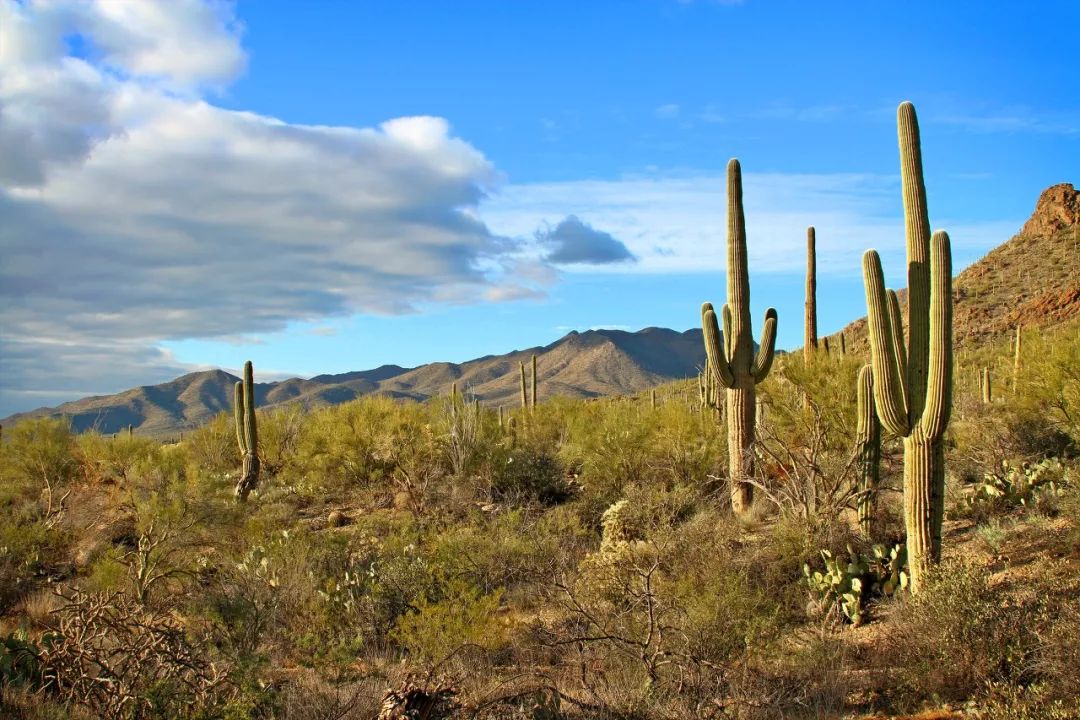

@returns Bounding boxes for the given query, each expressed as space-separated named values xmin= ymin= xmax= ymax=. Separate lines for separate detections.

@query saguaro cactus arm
xmin=234 ymin=381 xmax=247 ymax=454
xmin=702 ymin=303 xmax=735 ymax=388
xmin=721 ymin=304 xmax=734 ymax=363
xmin=918 ymin=231 xmax=953 ymax=440
xmin=752 ymin=308 xmax=778 ymax=382
xmin=863 ymin=250 xmax=912 ymax=437
xmin=886 ymin=290 xmax=908 ymax=383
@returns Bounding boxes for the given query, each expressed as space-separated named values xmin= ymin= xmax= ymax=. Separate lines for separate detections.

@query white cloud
xmin=0 ymin=0 xmax=528 ymax=416
xmin=481 ymin=172 xmax=1019 ymax=276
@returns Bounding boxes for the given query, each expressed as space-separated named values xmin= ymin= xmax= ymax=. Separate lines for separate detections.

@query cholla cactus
xmin=701 ymin=159 xmax=778 ymax=515
xmin=233 ymin=360 xmax=260 ymax=501
xmin=599 ymin=500 xmax=640 ymax=550
xmin=861 ymin=102 xmax=953 ymax=592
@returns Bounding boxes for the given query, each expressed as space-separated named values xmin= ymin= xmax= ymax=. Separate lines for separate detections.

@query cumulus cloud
xmin=536 ymin=215 xmax=637 ymax=265
xmin=0 ymin=0 xmax=535 ymax=416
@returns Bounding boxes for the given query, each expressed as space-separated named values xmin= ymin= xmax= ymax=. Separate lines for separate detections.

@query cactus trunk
xmin=1013 ymin=324 xmax=1022 ymax=393
xmin=856 ymin=365 xmax=881 ymax=536
xmin=804 ymin=226 xmax=818 ymax=363
xmin=981 ymin=367 xmax=992 ymax=404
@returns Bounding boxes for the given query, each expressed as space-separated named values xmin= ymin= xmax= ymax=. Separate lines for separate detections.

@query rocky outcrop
xmin=1021 ymin=183 xmax=1079 ymax=237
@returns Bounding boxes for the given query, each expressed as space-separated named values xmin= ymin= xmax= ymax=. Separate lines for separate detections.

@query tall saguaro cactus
xmin=234 ymin=360 xmax=261 ymax=501
xmin=856 ymin=365 xmax=881 ymax=536
xmin=861 ymin=102 xmax=953 ymax=593
xmin=701 ymin=159 xmax=779 ymax=514
xmin=805 ymin=227 xmax=818 ymax=363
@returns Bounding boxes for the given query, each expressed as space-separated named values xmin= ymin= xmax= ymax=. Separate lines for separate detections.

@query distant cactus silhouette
xmin=233 ymin=360 xmax=260 ymax=501
xmin=701 ymin=159 xmax=778 ymax=515
xmin=861 ymin=101 xmax=953 ymax=592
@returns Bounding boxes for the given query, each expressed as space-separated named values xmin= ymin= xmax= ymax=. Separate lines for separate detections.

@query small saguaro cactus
xmin=1013 ymin=324 xmax=1022 ymax=394
xmin=650 ymin=388 xmax=657 ymax=410
xmin=701 ymin=158 xmax=779 ymax=515
xmin=233 ymin=360 xmax=261 ymax=501
xmin=980 ymin=367 xmax=993 ymax=404
xmin=861 ymin=101 xmax=953 ymax=593
xmin=530 ymin=354 xmax=538 ymax=410
xmin=805 ymin=226 xmax=818 ymax=363
xmin=856 ymin=365 xmax=881 ymax=536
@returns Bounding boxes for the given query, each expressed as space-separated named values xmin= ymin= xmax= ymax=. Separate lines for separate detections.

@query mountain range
xmin=1 ymin=327 xmax=707 ymax=438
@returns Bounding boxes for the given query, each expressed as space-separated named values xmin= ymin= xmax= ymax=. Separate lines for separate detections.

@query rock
xmin=1021 ymin=183 xmax=1079 ymax=237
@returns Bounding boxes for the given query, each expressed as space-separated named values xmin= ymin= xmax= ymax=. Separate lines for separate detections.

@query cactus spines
xmin=700 ymin=158 xmax=779 ymax=514
xmin=861 ymin=102 xmax=953 ymax=593
xmin=530 ymin=354 xmax=538 ymax=410
xmin=233 ymin=360 xmax=261 ymax=501
xmin=856 ymin=365 xmax=881 ymax=536
xmin=519 ymin=361 xmax=528 ymax=409
xmin=805 ymin=226 xmax=818 ymax=362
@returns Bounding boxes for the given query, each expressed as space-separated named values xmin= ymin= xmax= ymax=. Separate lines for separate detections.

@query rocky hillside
xmin=833 ymin=182 xmax=1080 ymax=351
xmin=1 ymin=327 xmax=706 ymax=438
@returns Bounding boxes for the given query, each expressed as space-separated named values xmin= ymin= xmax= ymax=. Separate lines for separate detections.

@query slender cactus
xmin=234 ymin=360 xmax=261 ymax=501
xmin=701 ymin=159 xmax=778 ymax=514
xmin=805 ymin=227 xmax=818 ymax=362
xmin=519 ymin=361 xmax=528 ymax=409
xmin=856 ymin=365 xmax=881 ymax=536
xmin=981 ymin=367 xmax=993 ymax=404
xmin=861 ymin=102 xmax=953 ymax=593
xmin=498 ymin=405 xmax=504 ymax=429
xmin=840 ymin=333 xmax=847 ymax=356
xmin=822 ymin=337 xmax=831 ymax=355
xmin=530 ymin=354 xmax=538 ymax=410
xmin=1013 ymin=324 xmax=1022 ymax=394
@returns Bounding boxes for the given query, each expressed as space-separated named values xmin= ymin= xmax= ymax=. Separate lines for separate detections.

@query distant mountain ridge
xmin=2 ymin=327 xmax=708 ymax=438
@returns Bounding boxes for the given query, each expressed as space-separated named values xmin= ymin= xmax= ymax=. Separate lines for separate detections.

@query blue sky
xmin=1 ymin=0 xmax=1078 ymax=416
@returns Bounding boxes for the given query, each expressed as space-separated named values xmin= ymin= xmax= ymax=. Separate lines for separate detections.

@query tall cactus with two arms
xmin=234 ymin=360 xmax=260 ymax=501
xmin=701 ymin=159 xmax=778 ymax=514
xmin=862 ymin=102 xmax=953 ymax=592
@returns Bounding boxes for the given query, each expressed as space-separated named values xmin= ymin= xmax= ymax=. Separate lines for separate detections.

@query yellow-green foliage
xmin=391 ymin=579 xmax=507 ymax=664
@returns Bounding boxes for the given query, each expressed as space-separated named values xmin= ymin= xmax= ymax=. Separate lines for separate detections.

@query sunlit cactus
xmin=805 ymin=226 xmax=818 ymax=363
xmin=233 ymin=360 xmax=261 ymax=501
xmin=856 ymin=365 xmax=881 ymax=536
xmin=519 ymin=361 xmax=528 ymax=409
xmin=701 ymin=159 xmax=779 ymax=515
xmin=861 ymin=101 xmax=953 ymax=593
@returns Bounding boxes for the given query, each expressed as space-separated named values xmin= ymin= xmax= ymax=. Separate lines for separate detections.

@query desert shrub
xmin=753 ymin=354 xmax=871 ymax=525
xmin=879 ymin=560 xmax=1039 ymax=710
xmin=182 ymin=413 xmax=236 ymax=477
xmin=74 ymin=433 xmax=163 ymax=486
xmin=39 ymin=588 xmax=230 ymax=720
xmin=392 ymin=578 xmax=507 ymax=665
xmin=257 ymin=403 xmax=305 ymax=479
xmin=488 ymin=445 xmax=568 ymax=506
